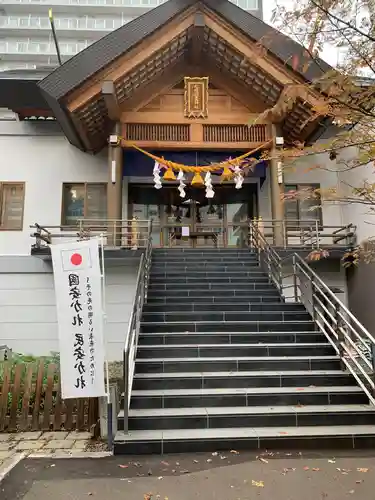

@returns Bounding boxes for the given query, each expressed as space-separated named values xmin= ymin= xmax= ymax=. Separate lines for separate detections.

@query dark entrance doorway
xmin=128 ymin=183 xmax=258 ymax=247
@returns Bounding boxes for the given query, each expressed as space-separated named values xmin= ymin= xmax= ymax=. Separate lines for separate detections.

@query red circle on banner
xmin=70 ymin=253 xmax=82 ymax=266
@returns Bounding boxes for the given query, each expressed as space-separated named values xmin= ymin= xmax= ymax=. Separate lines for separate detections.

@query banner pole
xmin=99 ymin=234 xmax=112 ymax=451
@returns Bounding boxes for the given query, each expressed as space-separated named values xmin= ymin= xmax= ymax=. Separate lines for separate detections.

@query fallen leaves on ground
xmin=258 ymin=457 xmax=269 ymax=464
xmin=303 ymin=467 xmax=310 ymax=471
xmin=118 ymin=464 xmax=129 ymax=469
xmin=281 ymin=467 xmax=296 ymax=475
xmin=230 ymin=450 xmax=239 ymax=455
xmin=144 ymin=494 xmax=153 ymax=500
xmin=336 ymin=468 xmax=351 ymax=475
xmin=328 ymin=459 xmax=336 ymax=464
xmin=252 ymin=480 xmax=265 ymax=488
xmin=161 ymin=461 xmax=169 ymax=466
xmin=312 ymin=468 xmax=320 ymax=472
xmin=357 ymin=468 xmax=369 ymax=473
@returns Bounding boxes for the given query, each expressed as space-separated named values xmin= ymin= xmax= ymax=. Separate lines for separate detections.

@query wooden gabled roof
xmin=34 ymin=0 xmax=333 ymax=152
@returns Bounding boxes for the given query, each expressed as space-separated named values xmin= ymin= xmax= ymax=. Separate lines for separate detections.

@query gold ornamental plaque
xmin=184 ymin=76 xmax=209 ymax=118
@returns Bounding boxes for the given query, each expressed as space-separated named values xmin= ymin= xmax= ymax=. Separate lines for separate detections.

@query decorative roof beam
xmin=204 ymin=12 xmax=324 ymax=113
xmin=188 ymin=12 xmax=205 ymax=65
xmin=66 ymin=10 xmax=196 ymax=113
xmin=121 ymin=59 xmax=187 ymax=113
xmin=102 ymin=80 xmax=121 ymax=120
xmin=203 ymin=60 xmax=267 ymax=113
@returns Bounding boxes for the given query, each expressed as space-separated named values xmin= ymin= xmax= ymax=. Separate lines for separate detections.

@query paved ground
xmin=2 ymin=450 xmax=375 ymax=499
xmin=0 ymin=431 xmax=95 ymax=460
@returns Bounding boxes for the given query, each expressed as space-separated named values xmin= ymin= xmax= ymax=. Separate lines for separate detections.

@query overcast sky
xmin=261 ymin=0 xmax=340 ymax=67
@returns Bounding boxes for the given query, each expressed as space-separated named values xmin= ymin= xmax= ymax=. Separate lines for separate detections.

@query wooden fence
xmin=0 ymin=361 xmax=99 ymax=432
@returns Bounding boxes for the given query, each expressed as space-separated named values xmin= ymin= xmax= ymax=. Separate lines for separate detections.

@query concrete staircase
xmin=114 ymin=248 xmax=375 ymax=454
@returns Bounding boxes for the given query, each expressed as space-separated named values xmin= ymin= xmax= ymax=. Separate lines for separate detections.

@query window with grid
xmin=0 ymin=182 xmax=25 ymax=230
xmin=62 ymin=183 xmax=107 ymax=225
xmin=284 ymin=184 xmax=322 ymax=228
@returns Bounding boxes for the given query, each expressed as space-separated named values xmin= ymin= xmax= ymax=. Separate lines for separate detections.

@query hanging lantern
xmin=191 ymin=172 xmax=204 ymax=186
xmin=163 ymin=167 xmax=176 ymax=181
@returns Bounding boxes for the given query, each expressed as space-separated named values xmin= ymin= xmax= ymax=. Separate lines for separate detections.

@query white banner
xmin=51 ymin=239 xmax=106 ymax=399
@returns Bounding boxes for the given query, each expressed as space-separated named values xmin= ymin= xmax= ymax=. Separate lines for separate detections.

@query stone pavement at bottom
xmin=2 ymin=451 xmax=375 ymax=500
xmin=0 ymin=431 xmax=96 ymax=470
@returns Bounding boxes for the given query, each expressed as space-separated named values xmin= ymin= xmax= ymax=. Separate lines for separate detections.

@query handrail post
xmin=315 ymin=220 xmax=320 ymax=249
xmin=123 ymin=348 xmax=129 ymax=433
xmin=292 ymin=254 xmax=298 ymax=302
xmin=310 ymin=274 xmax=316 ymax=322
xmin=371 ymin=344 xmax=375 ymax=399
xmin=335 ymin=304 xmax=346 ymax=371
xmin=278 ymin=259 xmax=283 ymax=296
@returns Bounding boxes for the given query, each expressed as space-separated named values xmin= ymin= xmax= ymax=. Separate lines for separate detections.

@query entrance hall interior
xmin=128 ymin=182 xmax=258 ymax=248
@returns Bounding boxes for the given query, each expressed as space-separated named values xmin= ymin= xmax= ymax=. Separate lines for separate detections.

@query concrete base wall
xmin=346 ymin=263 xmax=375 ymax=338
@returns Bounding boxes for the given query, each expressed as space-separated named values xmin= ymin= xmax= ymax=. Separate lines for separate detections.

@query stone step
xmin=150 ymin=270 xmax=266 ymax=278
xmin=149 ymin=276 xmax=270 ymax=283
xmin=141 ymin=311 xmax=311 ymax=323
xmin=139 ymin=320 xmax=316 ymax=333
xmin=135 ymin=355 xmax=341 ymax=373
xmin=143 ymin=302 xmax=305 ymax=312
xmin=146 ymin=295 xmax=283 ymax=304
xmin=138 ymin=331 xmax=327 ymax=346
xmin=146 ymin=289 xmax=281 ymax=299
xmin=114 ymin=424 xmax=375 ymax=454
xmin=148 ymin=282 xmax=277 ymax=291
xmin=132 ymin=370 xmax=356 ymax=391
xmin=153 ymin=249 xmax=254 ymax=254
xmin=121 ymin=404 xmax=375 ymax=432
xmin=151 ymin=263 xmax=260 ymax=270
xmin=136 ymin=342 xmax=333 ymax=359
xmin=129 ymin=386 xmax=367 ymax=410
xmin=152 ymin=256 xmax=258 ymax=262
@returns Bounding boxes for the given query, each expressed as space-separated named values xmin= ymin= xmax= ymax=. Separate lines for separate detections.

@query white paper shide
xmin=51 ymin=239 xmax=106 ymax=399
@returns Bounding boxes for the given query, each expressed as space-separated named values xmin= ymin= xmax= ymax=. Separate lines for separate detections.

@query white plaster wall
xmin=0 ymin=127 xmax=108 ymax=256
xmin=337 ymin=146 xmax=375 ymax=243
xmin=0 ymin=260 xmax=139 ymax=361
xmin=283 ymin=141 xmax=344 ymax=228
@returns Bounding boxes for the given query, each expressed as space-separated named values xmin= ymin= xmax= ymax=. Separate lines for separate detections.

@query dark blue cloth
xmin=123 ymin=149 xmax=266 ymax=178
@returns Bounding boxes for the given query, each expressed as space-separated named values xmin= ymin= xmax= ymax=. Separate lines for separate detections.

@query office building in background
xmin=0 ymin=0 xmax=263 ymax=72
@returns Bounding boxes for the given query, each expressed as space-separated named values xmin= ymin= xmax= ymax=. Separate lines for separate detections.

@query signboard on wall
xmin=51 ymin=239 xmax=106 ymax=399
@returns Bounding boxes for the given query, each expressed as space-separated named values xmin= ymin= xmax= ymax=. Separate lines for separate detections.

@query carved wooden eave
xmin=37 ymin=0 xmax=330 ymax=153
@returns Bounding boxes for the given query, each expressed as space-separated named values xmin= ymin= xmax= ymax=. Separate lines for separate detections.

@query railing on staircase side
xmin=250 ymin=221 xmax=375 ymax=406
xmin=122 ymin=220 xmax=153 ymax=433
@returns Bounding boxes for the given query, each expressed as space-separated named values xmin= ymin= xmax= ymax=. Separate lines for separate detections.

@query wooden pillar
xmin=107 ymin=122 xmax=123 ymax=246
xmin=269 ymin=124 xmax=284 ymax=247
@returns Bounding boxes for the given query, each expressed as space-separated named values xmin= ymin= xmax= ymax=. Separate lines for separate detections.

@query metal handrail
xmin=122 ymin=219 xmax=153 ymax=433
xmin=250 ymin=220 xmax=375 ymax=406
xmin=30 ymin=219 xmax=151 ymax=249
xmin=256 ymin=219 xmax=356 ymax=249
